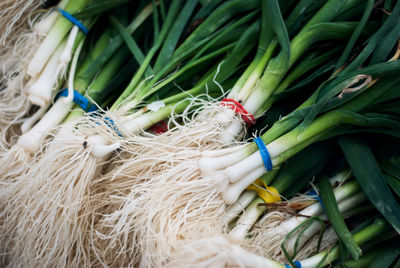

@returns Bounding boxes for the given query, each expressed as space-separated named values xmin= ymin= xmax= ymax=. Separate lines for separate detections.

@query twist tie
xmin=56 ymin=89 xmax=97 ymax=112
xmin=247 ymin=179 xmax=281 ymax=203
xmin=307 ymin=189 xmax=324 ymax=208
xmin=58 ymin=8 xmax=89 ymax=35
xmin=254 ymin=137 xmax=273 ymax=171
xmin=285 ymin=260 xmax=302 ymax=268
xmin=220 ymin=98 xmax=255 ymax=127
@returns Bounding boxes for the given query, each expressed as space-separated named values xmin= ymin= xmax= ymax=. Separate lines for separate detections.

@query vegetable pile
xmin=1 ymin=0 xmax=400 ymax=267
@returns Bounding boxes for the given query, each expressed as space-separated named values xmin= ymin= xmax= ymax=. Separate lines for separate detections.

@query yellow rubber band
xmin=246 ymin=179 xmax=281 ymax=203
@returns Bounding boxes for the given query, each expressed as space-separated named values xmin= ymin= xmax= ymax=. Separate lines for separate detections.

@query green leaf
xmin=73 ymin=0 xmax=132 ymax=19
xmin=338 ymin=136 xmax=400 ymax=234
xmin=318 ymin=176 xmax=362 ymax=260
xmin=368 ymin=246 xmax=400 ymax=268
xmin=153 ymin=0 xmax=199 ymax=72
xmin=272 ymin=141 xmax=336 ymax=197
xmin=340 ymin=0 xmax=400 ymax=74
xmin=151 ymin=0 xmax=160 ymax=39
xmin=108 ymin=15 xmax=153 ymax=76
xmin=370 ymin=21 xmax=400 ymax=64
xmin=265 ymin=0 xmax=290 ymax=67
xmin=380 ymin=159 xmax=400 ymax=197
xmin=335 ymin=0 xmax=374 ymax=71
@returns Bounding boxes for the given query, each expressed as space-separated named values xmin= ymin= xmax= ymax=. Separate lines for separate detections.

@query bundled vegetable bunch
xmin=1 ymin=0 xmax=400 ymax=267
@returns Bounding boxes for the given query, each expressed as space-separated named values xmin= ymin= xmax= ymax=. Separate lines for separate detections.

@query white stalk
xmin=34 ymin=0 xmax=70 ymax=35
xmin=28 ymin=26 xmax=67 ymax=77
xmin=225 ymin=151 xmax=265 ymax=183
xmin=222 ymin=136 xmax=294 ymax=183
xmin=198 ymin=147 xmax=249 ymax=173
xmin=219 ymin=119 xmax=246 ymax=144
xmin=201 ymin=144 xmax=248 ymax=158
xmin=17 ymin=97 xmax=74 ymax=153
xmin=212 ymin=108 xmax=237 ymax=128
xmin=300 ymin=249 xmax=334 ymax=268
xmin=59 ymin=26 xmax=79 ymax=77
xmin=284 ymin=192 xmax=367 ymax=256
xmin=243 ymin=88 xmax=268 ymax=115
xmin=118 ymin=105 xmax=172 ymax=136
xmin=229 ymin=197 xmax=266 ymax=241
xmin=224 ymin=190 xmax=258 ymax=225
xmin=27 ymin=40 xmax=66 ymax=107
xmin=87 ymin=134 xmax=120 ymax=159
xmin=277 ymin=181 xmax=360 ymax=236
xmin=63 ymin=34 xmax=82 ymax=104
xmin=20 ymin=104 xmax=49 ymax=133
xmin=223 ymin=166 xmax=266 ymax=204
xmin=229 ymin=180 xmax=360 ymax=244
xmin=34 ymin=11 xmax=59 ymax=36
xmin=230 ymin=244 xmax=285 ymax=268
xmin=19 ymin=38 xmax=84 ymax=152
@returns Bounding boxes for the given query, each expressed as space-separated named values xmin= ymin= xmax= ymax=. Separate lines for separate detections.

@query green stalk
xmin=64 ymin=45 xmax=131 ymax=122
xmin=245 ymin=21 xmax=359 ymax=116
xmin=111 ymin=0 xmax=185 ymax=110
xmin=301 ymin=219 xmax=389 ymax=267
xmin=334 ymin=0 xmax=374 ymax=71
xmin=82 ymin=3 xmax=153 ymax=81
xmin=318 ymin=176 xmax=362 ymax=259
xmin=131 ymin=6 xmax=258 ymax=104
xmin=262 ymin=48 xmax=340 ymax=110
xmin=128 ymin=42 xmax=236 ymax=105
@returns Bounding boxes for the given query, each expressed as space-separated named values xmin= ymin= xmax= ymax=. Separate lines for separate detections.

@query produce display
xmin=1 ymin=0 xmax=400 ymax=267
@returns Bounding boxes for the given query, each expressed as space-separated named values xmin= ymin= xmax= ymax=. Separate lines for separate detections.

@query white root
xmin=0 ymin=0 xmax=46 ymax=46
xmin=167 ymin=235 xmax=284 ymax=268
xmin=93 ymin=99 xmax=249 ymax=267
xmin=1 ymin=115 xmax=120 ymax=267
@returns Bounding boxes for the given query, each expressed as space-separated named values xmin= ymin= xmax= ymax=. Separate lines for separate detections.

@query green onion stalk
xmin=79 ymin=0 xmax=262 ymax=159
xmin=195 ymin=0 xmax=400 ymax=250
xmin=200 ymin=66 xmax=400 ymax=206
xmin=151 ymin=61 xmax=399 ymax=267
xmin=57 ymin=3 xmax=272 ymax=267
xmin=0 ymin=0 xmax=71 ymax=149
xmin=0 ymin=2 xmax=261 ymax=266
xmin=215 ymin=0 xmax=365 ymax=143
xmin=87 ymin=1 xmax=380 ymax=266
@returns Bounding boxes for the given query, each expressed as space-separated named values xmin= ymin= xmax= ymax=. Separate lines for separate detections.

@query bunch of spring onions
xmin=1 ymin=0 xmax=400 ymax=267
xmin=88 ymin=0 xmax=400 ymax=266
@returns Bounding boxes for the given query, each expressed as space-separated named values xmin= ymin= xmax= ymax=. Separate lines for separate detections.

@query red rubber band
xmin=149 ymin=121 xmax=169 ymax=135
xmin=220 ymin=98 xmax=256 ymax=127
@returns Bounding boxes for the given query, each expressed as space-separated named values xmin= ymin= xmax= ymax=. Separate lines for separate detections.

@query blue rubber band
xmin=307 ymin=189 xmax=324 ymax=208
xmin=254 ymin=137 xmax=273 ymax=171
xmin=56 ymin=88 xmax=97 ymax=112
xmin=285 ymin=260 xmax=302 ymax=268
xmin=103 ymin=116 xmax=123 ymax=137
xmin=58 ymin=8 xmax=89 ymax=35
